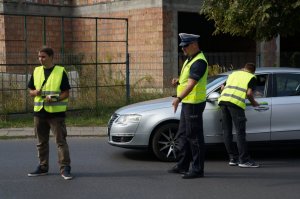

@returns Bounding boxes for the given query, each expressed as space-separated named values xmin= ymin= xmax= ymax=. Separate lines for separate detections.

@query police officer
xmin=218 ymin=63 xmax=260 ymax=168
xmin=168 ymin=33 xmax=208 ymax=179
xmin=27 ymin=47 xmax=73 ymax=180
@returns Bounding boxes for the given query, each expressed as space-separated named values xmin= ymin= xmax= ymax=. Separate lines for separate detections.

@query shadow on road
xmin=117 ymin=142 xmax=300 ymax=162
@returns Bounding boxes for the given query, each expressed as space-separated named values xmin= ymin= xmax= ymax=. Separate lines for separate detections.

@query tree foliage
xmin=200 ymin=0 xmax=300 ymax=41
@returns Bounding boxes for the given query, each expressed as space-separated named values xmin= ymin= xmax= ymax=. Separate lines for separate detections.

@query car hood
xmin=115 ymin=97 xmax=174 ymax=114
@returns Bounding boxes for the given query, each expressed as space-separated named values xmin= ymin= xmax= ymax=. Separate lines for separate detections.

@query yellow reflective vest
xmin=218 ymin=70 xmax=255 ymax=109
xmin=33 ymin=66 xmax=68 ymax=112
xmin=177 ymin=52 xmax=208 ymax=104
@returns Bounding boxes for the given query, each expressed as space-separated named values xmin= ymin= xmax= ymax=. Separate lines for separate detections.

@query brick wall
xmin=0 ymin=15 xmax=6 ymax=72
xmin=95 ymin=8 xmax=165 ymax=88
xmin=1 ymin=1 xmax=169 ymax=89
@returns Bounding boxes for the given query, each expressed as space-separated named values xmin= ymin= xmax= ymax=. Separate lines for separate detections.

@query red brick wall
xmin=1 ymin=4 xmax=166 ymax=88
xmin=70 ymin=7 xmax=165 ymax=88
xmin=0 ymin=15 xmax=6 ymax=72
xmin=106 ymin=8 xmax=165 ymax=88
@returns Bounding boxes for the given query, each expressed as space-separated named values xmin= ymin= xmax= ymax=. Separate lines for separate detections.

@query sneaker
xmin=61 ymin=166 xmax=73 ymax=180
xmin=228 ymin=159 xmax=239 ymax=166
xmin=238 ymin=161 xmax=260 ymax=168
xmin=28 ymin=165 xmax=48 ymax=177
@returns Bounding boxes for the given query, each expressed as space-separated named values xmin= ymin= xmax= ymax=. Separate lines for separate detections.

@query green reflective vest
xmin=177 ymin=52 xmax=208 ymax=104
xmin=33 ymin=65 xmax=68 ymax=113
xmin=218 ymin=70 xmax=255 ymax=109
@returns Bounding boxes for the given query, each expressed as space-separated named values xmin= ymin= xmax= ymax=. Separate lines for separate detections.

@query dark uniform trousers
xmin=220 ymin=105 xmax=250 ymax=163
xmin=34 ymin=116 xmax=71 ymax=171
xmin=176 ymin=102 xmax=206 ymax=174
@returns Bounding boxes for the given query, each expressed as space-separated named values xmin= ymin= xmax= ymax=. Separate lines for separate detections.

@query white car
xmin=108 ymin=67 xmax=300 ymax=161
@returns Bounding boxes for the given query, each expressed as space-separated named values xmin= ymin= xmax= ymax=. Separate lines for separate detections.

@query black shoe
xmin=182 ymin=172 xmax=204 ymax=179
xmin=28 ymin=165 xmax=48 ymax=177
xmin=61 ymin=166 xmax=73 ymax=180
xmin=168 ymin=166 xmax=187 ymax=174
xmin=229 ymin=158 xmax=239 ymax=166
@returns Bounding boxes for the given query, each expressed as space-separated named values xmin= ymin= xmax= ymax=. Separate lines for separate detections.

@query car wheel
xmin=151 ymin=122 xmax=180 ymax=162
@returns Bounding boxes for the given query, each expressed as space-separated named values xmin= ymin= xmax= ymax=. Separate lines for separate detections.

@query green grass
xmin=0 ymin=106 xmax=118 ymax=128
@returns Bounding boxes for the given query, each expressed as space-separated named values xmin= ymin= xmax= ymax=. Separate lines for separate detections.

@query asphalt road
xmin=1 ymin=137 xmax=300 ymax=199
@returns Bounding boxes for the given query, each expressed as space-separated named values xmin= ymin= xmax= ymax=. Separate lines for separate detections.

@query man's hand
xmin=35 ymin=89 xmax=41 ymax=96
xmin=251 ymin=100 xmax=260 ymax=107
xmin=45 ymin=95 xmax=59 ymax=103
xmin=247 ymin=88 xmax=259 ymax=107
xmin=29 ymin=89 xmax=41 ymax=97
xmin=172 ymin=97 xmax=181 ymax=113
xmin=171 ymin=78 xmax=179 ymax=87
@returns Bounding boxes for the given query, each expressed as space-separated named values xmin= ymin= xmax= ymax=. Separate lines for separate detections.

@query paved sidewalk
xmin=0 ymin=126 xmax=107 ymax=137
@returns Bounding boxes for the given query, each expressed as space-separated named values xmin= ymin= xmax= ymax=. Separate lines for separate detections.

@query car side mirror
xmin=207 ymin=92 xmax=220 ymax=102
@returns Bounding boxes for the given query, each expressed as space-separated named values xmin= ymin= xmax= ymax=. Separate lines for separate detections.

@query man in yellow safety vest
xmin=27 ymin=47 xmax=73 ymax=180
xmin=218 ymin=63 xmax=260 ymax=168
xmin=168 ymin=33 xmax=208 ymax=179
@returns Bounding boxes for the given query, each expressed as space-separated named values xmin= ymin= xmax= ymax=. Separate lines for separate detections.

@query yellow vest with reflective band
xmin=33 ymin=65 xmax=68 ymax=113
xmin=218 ymin=70 xmax=255 ymax=109
xmin=177 ymin=52 xmax=208 ymax=104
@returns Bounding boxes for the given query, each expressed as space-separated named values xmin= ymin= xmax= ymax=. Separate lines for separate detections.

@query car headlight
xmin=115 ymin=114 xmax=142 ymax=125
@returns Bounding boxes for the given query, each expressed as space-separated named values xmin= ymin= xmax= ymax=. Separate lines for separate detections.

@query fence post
xmin=95 ymin=18 xmax=99 ymax=108
xmin=125 ymin=19 xmax=130 ymax=104
xmin=43 ymin=16 xmax=46 ymax=46
xmin=24 ymin=15 xmax=29 ymax=113
xmin=126 ymin=53 xmax=130 ymax=104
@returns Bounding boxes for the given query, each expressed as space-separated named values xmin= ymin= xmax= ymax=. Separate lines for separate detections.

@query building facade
xmin=1 ymin=0 xmax=293 ymax=90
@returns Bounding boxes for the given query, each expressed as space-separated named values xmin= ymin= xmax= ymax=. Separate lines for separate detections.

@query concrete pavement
xmin=0 ymin=126 xmax=107 ymax=137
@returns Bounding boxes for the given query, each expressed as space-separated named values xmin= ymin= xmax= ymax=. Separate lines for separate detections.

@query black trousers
xmin=220 ymin=105 xmax=250 ymax=163
xmin=176 ymin=102 xmax=206 ymax=174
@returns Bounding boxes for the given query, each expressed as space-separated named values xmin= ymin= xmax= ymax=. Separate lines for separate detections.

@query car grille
xmin=112 ymin=136 xmax=134 ymax=143
xmin=108 ymin=113 xmax=119 ymax=136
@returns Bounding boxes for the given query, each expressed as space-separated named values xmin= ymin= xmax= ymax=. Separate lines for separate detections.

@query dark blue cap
xmin=179 ymin=33 xmax=200 ymax=47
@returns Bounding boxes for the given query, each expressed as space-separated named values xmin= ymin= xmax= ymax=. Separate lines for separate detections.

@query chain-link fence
xmin=0 ymin=14 xmax=129 ymax=115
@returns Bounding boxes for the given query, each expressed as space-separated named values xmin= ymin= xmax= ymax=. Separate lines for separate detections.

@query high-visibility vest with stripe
xmin=177 ymin=52 xmax=208 ymax=104
xmin=33 ymin=66 xmax=68 ymax=112
xmin=218 ymin=70 xmax=255 ymax=109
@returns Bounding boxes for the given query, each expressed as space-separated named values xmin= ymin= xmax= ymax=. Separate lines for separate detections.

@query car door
xmin=245 ymin=73 xmax=271 ymax=141
xmin=271 ymin=73 xmax=300 ymax=140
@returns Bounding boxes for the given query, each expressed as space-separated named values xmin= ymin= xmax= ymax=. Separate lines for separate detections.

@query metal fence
xmin=0 ymin=13 xmax=129 ymax=114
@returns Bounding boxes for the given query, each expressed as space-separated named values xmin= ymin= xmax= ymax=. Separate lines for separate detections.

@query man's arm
xmin=247 ymin=77 xmax=259 ymax=107
xmin=59 ymin=89 xmax=69 ymax=101
xmin=172 ymin=78 xmax=197 ymax=113
xmin=247 ymin=88 xmax=259 ymax=107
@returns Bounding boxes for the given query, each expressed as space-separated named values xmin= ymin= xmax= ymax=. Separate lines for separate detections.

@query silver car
xmin=108 ymin=67 xmax=300 ymax=161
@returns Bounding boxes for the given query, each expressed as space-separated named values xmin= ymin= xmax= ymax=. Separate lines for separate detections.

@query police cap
xmin=179 ymin=33 xmax=200 ymax=47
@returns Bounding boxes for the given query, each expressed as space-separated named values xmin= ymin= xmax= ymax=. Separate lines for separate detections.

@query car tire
xmin=151 ymin=122 xmax=179 ymax=162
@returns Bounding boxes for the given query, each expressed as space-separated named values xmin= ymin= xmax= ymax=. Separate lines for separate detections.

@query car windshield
xmin=207 ymin=75 xmax=227 ymax=89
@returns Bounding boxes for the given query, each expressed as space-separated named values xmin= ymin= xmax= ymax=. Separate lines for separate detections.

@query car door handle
xmin=254 ymin=106 xmax=269 ymax=111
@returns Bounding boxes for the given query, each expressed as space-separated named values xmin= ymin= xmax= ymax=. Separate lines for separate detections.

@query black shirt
xmin=186 ymin=52 xmax=208 ymax=81
xmin=28 ymin=66 xmax=71 ymax=118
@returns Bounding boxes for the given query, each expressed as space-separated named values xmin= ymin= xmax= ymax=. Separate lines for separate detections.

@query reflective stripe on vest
xmin=218 ymin=70 xmax=255 ymax=109
xmin=33 ymin=65 xmax=68 ymax=112
xmin=177 ymin=52 xmax=208 ymax=104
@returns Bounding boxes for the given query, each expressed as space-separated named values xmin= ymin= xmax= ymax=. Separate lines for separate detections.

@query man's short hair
xmin=244 ymin=63 xmax=256 ymax=73
xmin=39 ymin=47 xmax=54 ymax=57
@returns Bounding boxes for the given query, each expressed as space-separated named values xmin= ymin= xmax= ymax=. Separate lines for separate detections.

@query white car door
xmin=245 ymin=74 xmax=271 ymax=141
xmin=271 ymin=73 xmax=300 ymax=140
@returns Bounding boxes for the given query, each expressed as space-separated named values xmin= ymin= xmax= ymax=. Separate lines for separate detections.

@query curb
xmin=0 ymin=127 xmax=107 ymax=137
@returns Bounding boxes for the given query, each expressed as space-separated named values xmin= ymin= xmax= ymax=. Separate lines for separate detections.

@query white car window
xmin=254 ymin=74 xmax=268 ymax=98
xmin=275 ymin=73 xmax=300 ymax=97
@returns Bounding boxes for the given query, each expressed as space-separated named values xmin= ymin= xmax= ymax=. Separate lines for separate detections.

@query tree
xmin=200 ymin=0 xmax=300 ymax=41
